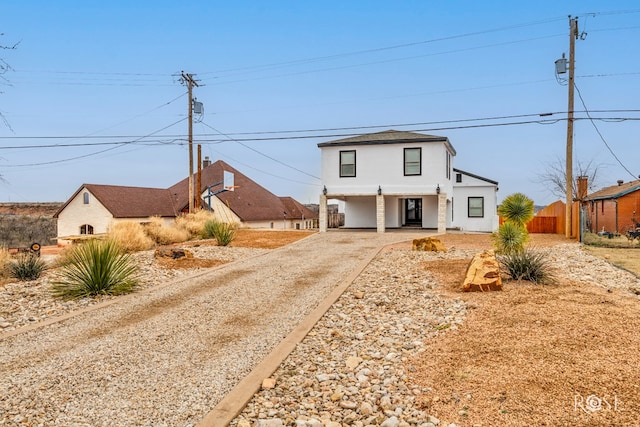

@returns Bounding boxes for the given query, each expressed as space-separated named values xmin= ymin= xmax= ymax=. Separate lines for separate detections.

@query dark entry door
xmin=405 ymin=198 xmax=422 ymax=225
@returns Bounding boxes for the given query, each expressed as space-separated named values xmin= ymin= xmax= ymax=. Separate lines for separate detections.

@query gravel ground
xmin=0 ymin=231 xmax=421 ymax=426
xmin=1 ymin=232 xmax=638 ymax=426
xmin=228 ymin=238 xmax=640 ymax=427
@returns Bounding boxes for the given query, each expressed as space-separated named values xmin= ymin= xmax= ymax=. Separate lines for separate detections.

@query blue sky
xmin=1 ymin=1 xmax=639 ymax=206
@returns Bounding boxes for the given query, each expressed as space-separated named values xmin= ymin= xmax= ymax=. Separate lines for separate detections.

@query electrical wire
xmin=3 ymin=118 xmax=187 ymax=167
xmin=3 ymin=109 xmax=640 ymax=143
xmin=198 ymin=121 xmax=320 ymax=180
xmin=573 ymin=83 xmax=637 ymax=179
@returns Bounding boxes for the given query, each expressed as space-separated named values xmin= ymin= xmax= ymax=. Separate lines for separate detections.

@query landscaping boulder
xmin=412 ymin=237 xmax=446 ymax=252
xmin=462 ymin=250 xmax=502 ymax=292
xmin=154 ymin=247 xmax=194 ymax=259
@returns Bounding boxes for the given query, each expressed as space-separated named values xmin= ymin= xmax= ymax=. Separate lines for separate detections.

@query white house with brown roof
xmin=317 ymin=130 xmax=499 ymax=233
xmin=55 ymin=160 xmax=317 ymax=243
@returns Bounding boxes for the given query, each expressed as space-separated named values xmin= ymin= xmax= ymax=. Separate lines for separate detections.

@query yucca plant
xmin=497 ymin=192 xmax=534 ymax=228
xmin=51 ymin=239 xmax=139 ymax=299
xmin=494 ymin=193 xmax=535 ymax=254
xmin=492 ymin=221 xmax=529 ymax=254
xmin=498 ymin=249 xmax=556 ymax=284
xmin=202 ymin=219 xmax=237 ymax=246
xmin=10 ymin=253 xmax=47 ymax=281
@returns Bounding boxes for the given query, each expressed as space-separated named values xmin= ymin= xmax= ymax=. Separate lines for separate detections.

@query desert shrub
xmin=492 ymin=221 xmax=529 ymax=254
xmin=51 ymin=239 xmax=139 ymax=299
xmin=203 ymin=219 xmax=237 ymax=246
xmin=108 ymin=221 xmax=154 ymax=252
xmin=143 ymin=217 xmax=189 ymax=245
xmin=10 ymin=253 xmax=47 ymax=281
xmin=498 ymin=249 xmax=556 ymax=284
xmin=175 ymin=210 xmax=216 ymax=239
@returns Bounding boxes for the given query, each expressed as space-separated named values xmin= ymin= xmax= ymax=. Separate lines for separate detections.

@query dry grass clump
xmin=175 ymin=209 xmax=216 ymax=239
xmin=143 ymin=217 xmax=189 ymax=245
xmin=108 ymin=221 xmax=154 ymax=252
xmin=0 ymin=247 xmax=12 ymax=279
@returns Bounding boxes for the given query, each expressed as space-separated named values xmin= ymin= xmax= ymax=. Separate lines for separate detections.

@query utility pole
xmin=565 ymin=17 xmax=579 ymax=238
xmin=180 ymin=72 xmax=199 ymax=213
xmin=197 ymin=144 xmax=202 ymax=209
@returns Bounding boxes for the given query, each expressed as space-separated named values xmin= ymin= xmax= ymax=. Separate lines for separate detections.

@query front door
xmin=405 ymin=198 xmax=422 ymax=226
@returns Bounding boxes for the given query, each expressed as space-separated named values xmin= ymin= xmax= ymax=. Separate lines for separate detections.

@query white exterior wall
xmin=205 ymin=195 xmax=243 ymax=224
xmin=320 ymin=142 xmax=450 ymax=197
xmin=452 ymin=174 xmax=499 ymax=232
xmin=343 ymin=197 xmax=377 ymax=228
xmin=57 ymin=189 xmax=114 ymax=241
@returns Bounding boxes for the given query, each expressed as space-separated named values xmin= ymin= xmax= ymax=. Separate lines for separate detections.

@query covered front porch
xmin=319 ymin=193 xmax=448 ymax=233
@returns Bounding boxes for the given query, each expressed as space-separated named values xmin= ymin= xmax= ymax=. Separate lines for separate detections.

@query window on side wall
xmin=456 ymin=173 xmax=462 ymax=183
xmin=80 ymin=224 xmax=94 ymax=235
xmin=340 ymin=150 xmax=356 ymax=177
xmin=404 ymin=147 xmax=421 ymax=176
xmin=468 ymin=197 xmax=484 ymax=218
xmin=83 ymin=192 xmax=90 ymax=204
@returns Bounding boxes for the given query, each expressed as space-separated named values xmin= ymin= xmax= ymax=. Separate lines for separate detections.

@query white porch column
xmin=376 ymin=194 xmax=385 ymax=233
xmin=319 ymin=194 xmax=328 ymax=233
xmin=437 ymin=193 xmax=447 ymax=234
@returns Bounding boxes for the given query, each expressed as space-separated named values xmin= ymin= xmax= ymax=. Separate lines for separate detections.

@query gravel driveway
xmin=0 ymin=231 xmax=422 ymax=426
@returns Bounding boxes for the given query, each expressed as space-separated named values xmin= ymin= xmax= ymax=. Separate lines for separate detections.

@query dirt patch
xmin=230 ymin=229 xmax=316 ymax=249
xmin=405 ymin=233 xmax=640 ymax=426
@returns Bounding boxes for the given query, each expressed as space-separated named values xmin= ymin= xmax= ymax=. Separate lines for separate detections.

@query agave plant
xmin=51 ymin=239 xmax=139 ymax=299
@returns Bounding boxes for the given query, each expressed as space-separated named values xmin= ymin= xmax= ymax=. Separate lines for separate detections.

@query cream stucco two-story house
xmin=317 ymin=130 xmax=499 ymax=233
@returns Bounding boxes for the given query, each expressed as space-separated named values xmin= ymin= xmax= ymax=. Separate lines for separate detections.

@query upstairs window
xmin=456 ymin=173 xmax=462 ymax=183
xmin=340 ymin=150 xmax=356 ymax=177
xmin=404 ymin=148 xmax=421 ymax=176
xmin=468 ymin=197 xmax=484 ymax=218
xmin=83 ymin=192 xmax=90 ymax=204
xmin=80 ymin=224 xmax=94 ymax=235
xmin=446 ymin=151 xmax=451 ymax=179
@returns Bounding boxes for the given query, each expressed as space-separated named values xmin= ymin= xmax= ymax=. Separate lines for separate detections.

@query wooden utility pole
xmin=196 ymin=144 xmax=202 ymax=209
xmin=180 ymin=72 xmax=199 ymax=214
xmin=565 ymin=17 xmax=578 ymax=238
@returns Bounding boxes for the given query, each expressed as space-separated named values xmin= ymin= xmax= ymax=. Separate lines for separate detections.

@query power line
xmin=2 ymin=118 xmax=187 ymax=167
xmin=3 ymin=109 xmax=640 ymax=143
xmin=198 ymin=121 xmax=320 ymax=180
xmin=574 ymin=83 xmax=637 ymax=179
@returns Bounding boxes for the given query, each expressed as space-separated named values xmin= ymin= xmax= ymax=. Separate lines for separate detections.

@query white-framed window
xmin=404 ymin=147 xmax=421 ymax=176
xmin=80 ymin=224 xmax=94 ymax=234
xmin=468 ymin=197 xmax=484 ymax=218
xmin=340 ymin=150 xmax=356 ymax=177
xmin=446 ymin=151 xmax=451 ymax=179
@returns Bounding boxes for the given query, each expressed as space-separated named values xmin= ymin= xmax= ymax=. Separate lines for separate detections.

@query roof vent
xmin=617 ymin=180 xmax=624 ymax=186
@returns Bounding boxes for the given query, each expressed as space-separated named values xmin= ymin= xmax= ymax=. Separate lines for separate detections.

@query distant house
xmin=317 ymin=129 xmax=499 ymax=233
xmin=583 ymin=179 xmax=640 ymax=234
xmin=54 ymin=159 xmax=317 ymax=243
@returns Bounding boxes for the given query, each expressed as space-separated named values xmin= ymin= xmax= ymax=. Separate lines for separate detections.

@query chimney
xmin=203 ymin=156 xmax=211 ymax=168
xmin=577 ymin=176 xmax=588 ymax=201
xmin=617 ymin=179 xmax=624 ymax=186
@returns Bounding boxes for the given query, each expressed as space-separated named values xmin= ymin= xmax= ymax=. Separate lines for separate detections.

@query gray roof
xmin=317 ymin=129 xmax=457 ymax=155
